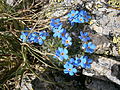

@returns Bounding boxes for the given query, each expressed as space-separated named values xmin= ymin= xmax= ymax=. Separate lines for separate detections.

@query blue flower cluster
xmin=20 ymin=28 xmax=49 ymax=45
xmin=19 ymin=9 xmax=95 ymax=76
xmin=50 ymin=19 xmax=72 ymax=47
xmin=50 ymin=10 xmax=96 ymax=76
xmin=67 ymin=10 xmax=91 ymax=25
xmin=53 ymin=46 xmax=93 ymax=76
xmin=78 ymin=31 xmax=96 ymax=53
xmin=64 ymin=56 xmax=92 ymax=76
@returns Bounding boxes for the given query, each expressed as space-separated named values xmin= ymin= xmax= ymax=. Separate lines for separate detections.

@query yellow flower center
xmin=80 ymin=18 xmax=83 ymax=21
xmin=72 ymin=14 xmax=75 ymax=16
xmin=68 ymin=69 xmax=71 ymax=71
xmin=83 ymin=36 xmax=86 ymax=38
xmin=38 ymin=37 xmax=41 ymax=39
xmin=88 ymin=47 xmax=90 ymax=49
xmin=85 ymin=62 xmax=88 ymax=64
xmin=62 ymin=33 xmax=65 ymax=36
xmin=66 ymin=40 xmax=69 ymax=43
xmin=61 ymin=53 xmax=64 ymax=55
xmin=54 ymin=22 xmax=58 ymax=24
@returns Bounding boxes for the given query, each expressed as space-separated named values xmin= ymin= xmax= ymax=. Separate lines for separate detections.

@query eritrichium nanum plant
xmin=20 ymin=10 xmax=96 ymax=76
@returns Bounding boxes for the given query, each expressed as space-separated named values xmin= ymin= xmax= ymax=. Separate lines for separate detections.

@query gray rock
xmin=90 ymin=8 xmax=120 ymax=35
xmin=83 ymin=56 xmax=120 ymax=85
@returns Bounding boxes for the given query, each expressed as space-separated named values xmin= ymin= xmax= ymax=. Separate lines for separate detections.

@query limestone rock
xmin=83 ymin=56 xmax=120 ymax=85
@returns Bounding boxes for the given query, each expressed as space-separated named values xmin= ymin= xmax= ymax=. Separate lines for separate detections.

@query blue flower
xmin=79 ymin=10 xmax=91 ymax=22
xmin=74 ymin=57 xmax=82 ymax=67
xmin=50 ymin=19 xmax=62 ymax=28
xmin=79 ymin=56 xmax=87 ymax=68
xmin=39 ymin=31 xmax=49 ymax=40
xmin=67 ymin=10 xmax=79 ymax=20
xmin=84 ymin=15 xmax=91 ymax=22
xmin=80 ymin=56 xmax=92 ymax=68
xmin=66 ymin=58 xmax=75 ymax=65
xmin=37 ymin=37 xmax=44 ymax=45
xmin=72 ymin=16 xmax=85 ymax=23
xmin=20 ymin=32 xmax=29 ymax=42
xmin=28 ymin=32 xmax=44 ymax=45
xmin=64 ymin=63 xmax=77 ymax=76
xmin=34 ymin=31 xmax=48 ymax=45
xmin=78 ymin=31 xmax=90 ymax=42
xmin=28 ymin=32 xmax=38 ymax=43
xmin=85 ymin=58 xmax=92 ymax=68
xmin=37 ymin=31 xmax=49 ymax=45
xmin=54 ymin=47 xmax=68 ymax=61
xmin=62 ymin=33 xmax=72 ymax=47
xmin=53 ymin=25 xmax=64 ymax=38
xmin=67 ymin=10 xmax=79 ymax=25
xmin=67 ymin=10 xmax=91 ymax=24
xmin=20 ymin=28 xmax=32 ymax=42
xmin=79 ymin=10 xmax=88 ymax=16
xmin=82 ymin=42 xmax=96 ymax=53
xmin=20 ymin=29 xmax=48 ymax=45
xmin=60 ymin=29 xmax=67 ymax=39
xmin=66 ymin=58 xmax=81 ymax=67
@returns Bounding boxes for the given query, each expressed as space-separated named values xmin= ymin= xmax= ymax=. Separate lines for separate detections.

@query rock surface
xmin=83 ymin=56 xmax=120 ymax=85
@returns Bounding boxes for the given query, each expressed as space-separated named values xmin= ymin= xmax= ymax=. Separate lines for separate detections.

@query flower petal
xmin=69 ymin=71 xmax=74 ymax=76
xmin=90 ymin=44 xmax=96 ymax=49
xmin=64 ymin=48 xmax=68 ymax=54
xmin=80 ymin=63 xmax=86 ymax=68
xmin=64 ymin=64 xmax=69 ymax=68
xmin=88 ymin=59 xmax=92 ymax=63
xmin=86 ymin=64 xmax=91 ymax=68
xmin=72 ymin=68 xmax=77 ymax=73
xmin=82 ymin=43 xmax=88 ymax=48
xmin=64 ymin=69 xmax=69 ymax=74
xmin=64 ymin=55 xmax=68 ymax=60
